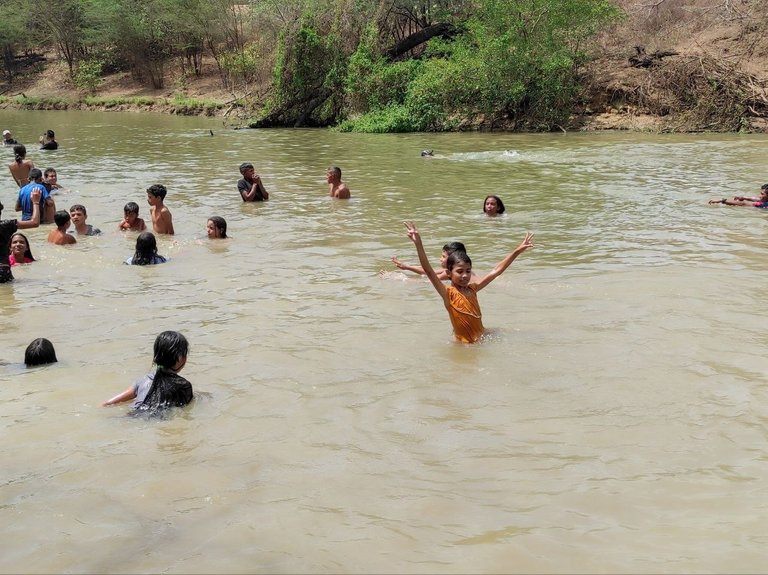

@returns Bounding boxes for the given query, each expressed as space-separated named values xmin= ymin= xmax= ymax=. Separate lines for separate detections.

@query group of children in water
xmin=6 ymin=131 xmax=531 ymax=416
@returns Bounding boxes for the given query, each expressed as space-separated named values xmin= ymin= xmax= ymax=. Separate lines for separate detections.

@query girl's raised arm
xmin=476 ymin=232 xmax=534 ymax=291
xmin=404 ymin=221 xmax=449 ymax=305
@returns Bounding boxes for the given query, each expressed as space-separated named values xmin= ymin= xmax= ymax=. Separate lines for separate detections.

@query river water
xmin=1 ymin=109 xmax=767 ymax=573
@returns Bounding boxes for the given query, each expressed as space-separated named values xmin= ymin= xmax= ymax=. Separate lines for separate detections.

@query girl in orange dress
xmin=404 ymin=221 xmax=534 ymax=343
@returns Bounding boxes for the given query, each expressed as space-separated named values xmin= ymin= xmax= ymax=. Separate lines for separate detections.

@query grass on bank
xmin=0 ymin=94 xmax=224 ymax=114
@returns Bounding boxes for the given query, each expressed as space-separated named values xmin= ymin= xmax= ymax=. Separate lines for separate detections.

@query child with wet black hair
xmin=102 ymin=331 xmax=193 ymax=414
xmin=125 ymin=231 xmax=167 ymax=265
xmin=25 ymin=338 xmax=58 ymax=367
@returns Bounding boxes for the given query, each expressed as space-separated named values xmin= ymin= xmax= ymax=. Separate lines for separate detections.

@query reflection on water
xmin=2 ymin=110 xmax=768 ymax=573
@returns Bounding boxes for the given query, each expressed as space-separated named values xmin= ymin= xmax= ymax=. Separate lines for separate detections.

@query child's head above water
xmin=447 ymin=250 xmax=472 ymax=272
xmin=10 ymin=232 xmax=35 ymax=262
xmin=207 ymin=216 xmax=227 ymax=239
xmin=134 ymin=331 xmax=193 ymax=415
xmin=146 ymin=184 xmax=167 ymax=200
xmin=153 ymin=330 xmax=189 ymax=371
xmin=25 ymin=338 xmax=58 ymax=367
xmin=133 ymin=231 xmax=159 ymax=264
xmin=53 ymin=210 xmax=71 ymax=229
xmin=239 ymin=162 xmax=254 ymax=176
xmin=440 ymin=241 xmax=467 ymax=269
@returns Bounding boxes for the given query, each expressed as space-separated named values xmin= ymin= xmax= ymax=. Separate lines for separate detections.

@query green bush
xmin=337 ymin=104 xmax=416 ymax=133
xmin=72 ymin=59 xmax=104 ymax=93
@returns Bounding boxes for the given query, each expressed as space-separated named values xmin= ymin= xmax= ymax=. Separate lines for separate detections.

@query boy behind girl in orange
xmin=47 ymin=210 xmax=76 ymax=245
xmin=146 ymin=184 xmax=174 ymax=235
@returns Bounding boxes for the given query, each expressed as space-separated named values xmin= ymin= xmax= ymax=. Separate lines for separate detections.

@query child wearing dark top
xmin=102 ymin=331 xmax=193 ymax=415
xmin=125 ymin=231 xmax=167 ymax=265
xmin=237 ymin=162 xmax=269 ymax=201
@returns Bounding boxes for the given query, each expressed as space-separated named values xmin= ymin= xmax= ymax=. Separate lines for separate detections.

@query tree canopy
xmin=0 ymin=0 xmax=623 ymax=131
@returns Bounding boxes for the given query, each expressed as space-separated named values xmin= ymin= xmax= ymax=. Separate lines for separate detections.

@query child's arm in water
xmin=102 ymin=385 xmax=137 ymax=407
xmin=475 ymin=232 xmax=534 ymax=292
xmin=404 ymin=221 xmax=449 ymax=306
xmin=391 ymin=255 xmax=425 ymax=275
xmin=392 ymin=255 xmax=451 ymax=280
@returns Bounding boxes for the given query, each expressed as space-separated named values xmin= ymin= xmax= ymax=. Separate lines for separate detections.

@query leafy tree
xmin=0 ymin=0 xmax=35 ymax=84
xmin=29 ymin=0 xmax=87 ymax=76
xmin=344 ymin=0 xmax=622 ymax=131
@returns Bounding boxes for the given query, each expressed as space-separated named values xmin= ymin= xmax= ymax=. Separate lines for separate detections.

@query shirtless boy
xmin=326 ymin=166 xmax=351 ymax=199
xmin=146 ymin=184 xmax=174 ymax=235
xmin=118 ymin=201 xmax=146 ymax=231
xmin=47 ymin=210 xmax=77 ymax=245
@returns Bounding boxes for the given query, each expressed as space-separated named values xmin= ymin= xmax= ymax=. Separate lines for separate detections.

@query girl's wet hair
xmin=208 ymin=216 xmax=227 ymax=238
xmin=153 ymin=330 xmax=189 ymax=369
xmin=447 ymin=251 xmax=472 ymax=271
xmin=135 ymin=331 xmax=193 ymax=415
xmin=483 ymin=195 xmax=506 ymax=214
xmin=132 ymin=232 xmax=158 ymax=265
xmin=13 ymin=144 xmax=26 ymax=163
xmin=25 ymin=338 xmax=57 ymax=366
xmin=10 ymin=232 xmax=35 ymax=262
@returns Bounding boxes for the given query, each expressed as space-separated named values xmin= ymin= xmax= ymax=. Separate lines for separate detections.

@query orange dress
xmin=446 ymin=284 xmax=484 ymax=343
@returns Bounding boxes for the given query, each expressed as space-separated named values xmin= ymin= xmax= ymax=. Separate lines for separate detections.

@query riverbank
xmin=2 ymin=0 xmax=767 ymax=134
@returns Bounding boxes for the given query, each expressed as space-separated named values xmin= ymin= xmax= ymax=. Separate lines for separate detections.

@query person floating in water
xmin=206 ymin=216 xmax=228 ymax=239
xmin=403 ymin=221 xmax=534 ymax=343
xmin=25 ymin=338 xmax=58 ymax=367
xmin=101 ymin=331 xmax=193 ymax=415
xmin=483 ymin=195 xmax=506 ymax=217
xmin=709 ymin=184 xmax=768 ymax=208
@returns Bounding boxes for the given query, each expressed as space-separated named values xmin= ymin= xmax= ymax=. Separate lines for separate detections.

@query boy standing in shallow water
xmin=118 ymin=201 xmax=146 ymax=231
xmin=146 ymin=184 xmax=174 ymax=235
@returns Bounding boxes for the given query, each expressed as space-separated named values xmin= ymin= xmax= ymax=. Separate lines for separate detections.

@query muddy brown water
xmin=2 ymin=110 xmax=768 ymax=573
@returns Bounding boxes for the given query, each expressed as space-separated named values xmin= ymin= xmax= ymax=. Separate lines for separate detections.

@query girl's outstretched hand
xmin=403 ymin=221 xmax=420 ymax=243
xmin=518 ymin=231 xmax=535 ymax=251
